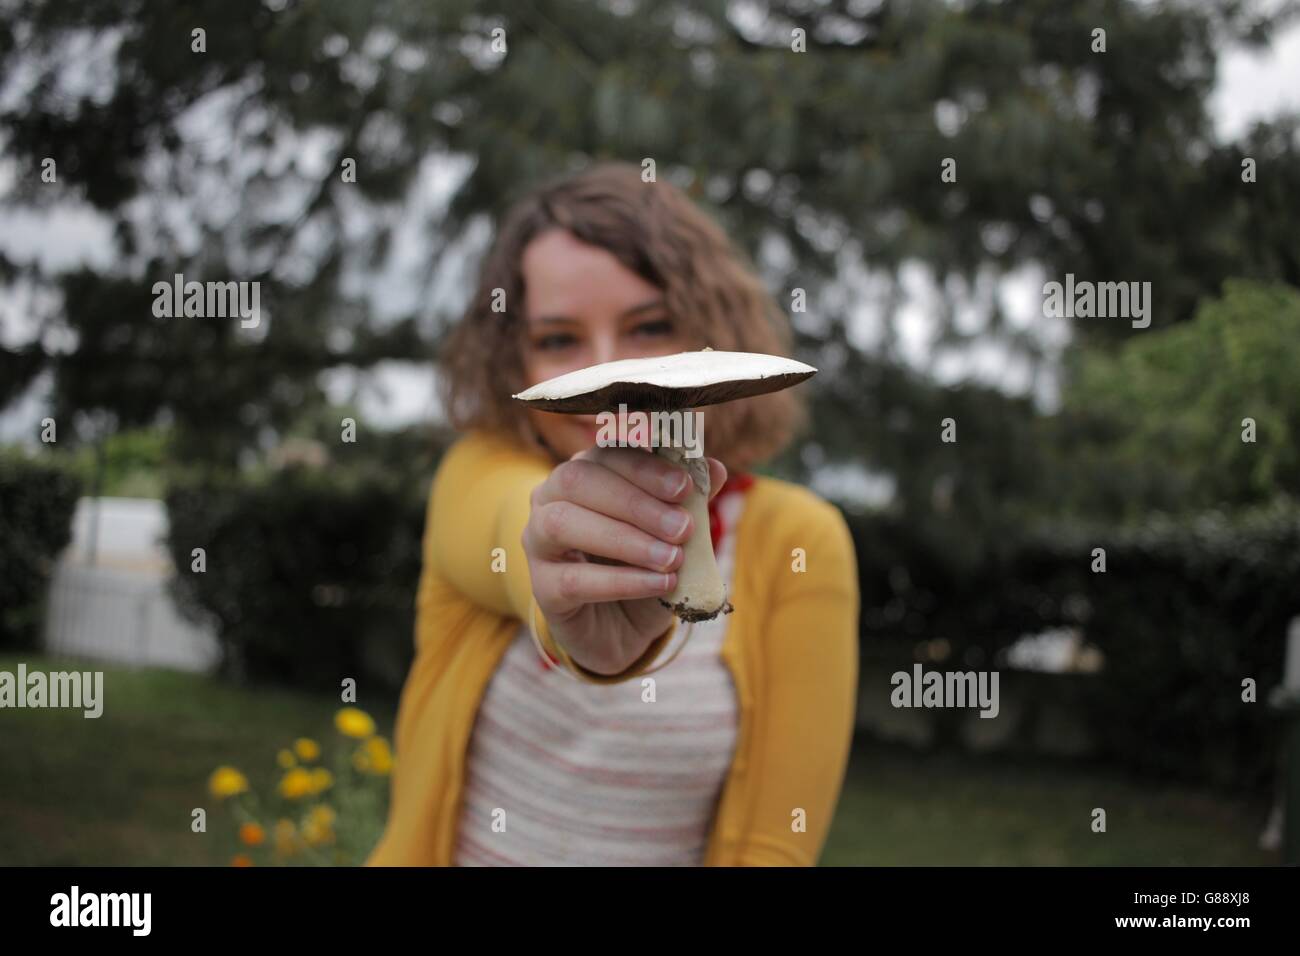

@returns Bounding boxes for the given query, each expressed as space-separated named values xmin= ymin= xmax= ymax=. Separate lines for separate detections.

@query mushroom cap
xmin=512 ymin=350 xmax=818 ymax=414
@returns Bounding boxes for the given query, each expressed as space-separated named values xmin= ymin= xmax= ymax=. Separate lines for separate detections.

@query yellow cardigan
xmin=365 ymin=429 xmax=860 ymax=866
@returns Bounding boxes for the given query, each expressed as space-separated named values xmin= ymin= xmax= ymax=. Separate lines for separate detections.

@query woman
xmin=366 ymin=161 xmax=859 ymax=866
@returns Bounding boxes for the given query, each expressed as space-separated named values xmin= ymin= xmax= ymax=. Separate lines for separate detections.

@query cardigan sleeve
xmin=425 ymin=430 xmax=676 ymax=683
xmin=426 ymin=430 xmax=550 ymax=621
xmin=731 ymin=494 xmax=860 ymax=866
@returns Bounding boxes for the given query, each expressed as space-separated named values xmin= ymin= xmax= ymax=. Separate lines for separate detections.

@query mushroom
xmin=513 ymin=349 xmax=817 ymax=622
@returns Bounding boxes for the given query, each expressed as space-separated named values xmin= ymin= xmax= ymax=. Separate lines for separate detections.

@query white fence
xmin=40 ymin=497 xmax=221 ymax=673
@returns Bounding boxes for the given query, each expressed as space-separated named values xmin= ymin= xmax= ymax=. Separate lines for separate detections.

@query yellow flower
xmin=294 ymin=737 xmax=321 ymax=762
xmin=308 ymin=805 xmax=337 ymax=829
xmin=309 ymin=767 xmax=334 ymax=795
xmin=298 ymin=805 xmax=336 ymax=848
xmin=335 ymin=707 xmax=376 ymax=739
xmin=274 ymin=818 xmax=298 ymax=858
xmin=277 ymin=749 xmax=297 ymax=769
xmin=239 ymin=822 xmax=266 ymax=847
xmin=301 ymin=813 xmax=336 ymax=847
xmin=208 ymin=766 xmax=249 ymax=800
xmin=278 ymin=767 xmax=314 ymax=800
xmin=363 ymin=736 xmax=393 ymax=776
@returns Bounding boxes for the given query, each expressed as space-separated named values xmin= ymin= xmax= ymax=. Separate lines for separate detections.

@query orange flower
xmin=231 ymin=854 xmax=254 ymax=867
xmin=239 ymin=822 xmax=266 ymax=847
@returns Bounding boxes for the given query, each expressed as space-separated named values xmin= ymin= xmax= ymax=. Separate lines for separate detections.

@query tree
xmin=1 ymin=0 xmax=1296 ymax=515
xmin=1052 ymin=279 xmax=1300 ymax=518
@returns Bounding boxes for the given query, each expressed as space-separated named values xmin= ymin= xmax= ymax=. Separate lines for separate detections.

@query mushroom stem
xmin=653 ymin=416 xmax=731 ymax=622
xmin=513 ymin=350 xmax=817 ymax=623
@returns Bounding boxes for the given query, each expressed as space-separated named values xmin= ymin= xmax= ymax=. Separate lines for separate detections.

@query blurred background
xmin=2 ymin=0 xmax=1299 ymax=866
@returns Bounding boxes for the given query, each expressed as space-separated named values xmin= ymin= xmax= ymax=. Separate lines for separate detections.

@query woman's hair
xmin=438 ymin=161 xmax=807 ymax=472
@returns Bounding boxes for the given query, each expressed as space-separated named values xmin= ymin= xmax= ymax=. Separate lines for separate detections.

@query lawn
xmin=0 ymin=653 xmax=395 ymax=866
xmin=824 ymin=742 xmax=1278 ymax=866
xmin=0 ymin=654 xmax=1278 ymax=866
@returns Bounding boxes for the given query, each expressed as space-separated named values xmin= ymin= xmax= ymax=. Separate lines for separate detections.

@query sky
xmin=1 ymin=16 xmax=1298 ymax=457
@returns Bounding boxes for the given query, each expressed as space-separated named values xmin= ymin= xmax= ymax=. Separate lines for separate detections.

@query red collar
xmin=708 ymin=471 xmax=755 ymax=550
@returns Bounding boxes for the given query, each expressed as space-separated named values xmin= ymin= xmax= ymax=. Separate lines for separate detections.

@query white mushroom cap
xmin=512 ymin=349 xmax=817 ymax=414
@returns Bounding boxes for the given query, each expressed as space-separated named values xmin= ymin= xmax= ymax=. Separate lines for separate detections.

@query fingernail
xmin=650 ymin=542 xmax=680 ymax=570
xmin=666 ymin=472 xmax=689 ymax=498
xmin=662 ymin=510 xmax=690 ymax=539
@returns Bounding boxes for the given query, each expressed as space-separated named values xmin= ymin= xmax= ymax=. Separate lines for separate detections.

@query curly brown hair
xmin=438 ymin=161 xmax=807 ymax=472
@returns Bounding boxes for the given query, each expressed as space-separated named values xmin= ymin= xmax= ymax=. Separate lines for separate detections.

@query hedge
xmin=0 ymin=453 xmax=82 ymax=649
xmin=164 ymin=466 xmax=428 ymax=696
xmin=847 ymin=502 xmax=1300 ymax=789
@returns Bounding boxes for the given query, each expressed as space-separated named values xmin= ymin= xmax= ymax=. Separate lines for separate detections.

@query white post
xmin=1284 ymin=618 xmax=1300 ymax=692
xmin=1274 ymin=616 xmax=1300 ymax=862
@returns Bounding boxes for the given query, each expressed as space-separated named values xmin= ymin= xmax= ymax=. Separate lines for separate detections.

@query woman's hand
xmin=523 ymin=443 xmax=727 ymax=676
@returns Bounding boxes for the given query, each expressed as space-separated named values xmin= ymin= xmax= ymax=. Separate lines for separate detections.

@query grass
xmin=0 ymin=654 xmax=1278 ymax=866
xmin=0 ymin=653 xmax=394 ymax=866
xmin=823 ymin=741 xmax=1278 ymax=865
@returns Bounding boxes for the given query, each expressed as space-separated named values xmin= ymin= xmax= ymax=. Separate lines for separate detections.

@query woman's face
xmin=519 ymin=228 xmax=689 ymax=460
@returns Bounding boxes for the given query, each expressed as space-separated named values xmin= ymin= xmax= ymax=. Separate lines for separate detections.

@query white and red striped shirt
xmin=453 ymin=485 xmax=749 ymax=866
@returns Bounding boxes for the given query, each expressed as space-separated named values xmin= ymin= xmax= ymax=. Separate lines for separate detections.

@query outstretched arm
xmin=426 ymin=429 xmax=691 ymax=686
xmin=425 ymin=430 xmax=550 ymax=621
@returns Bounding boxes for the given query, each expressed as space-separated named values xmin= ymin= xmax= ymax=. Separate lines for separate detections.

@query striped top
xmin=453 ymin=489 xmax=748 ymax=866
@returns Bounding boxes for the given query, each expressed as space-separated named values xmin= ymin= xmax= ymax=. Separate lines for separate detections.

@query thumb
xmin=706 ymin=458 xmax=728 ymax=501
